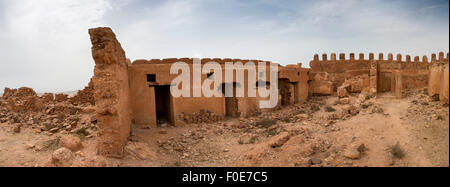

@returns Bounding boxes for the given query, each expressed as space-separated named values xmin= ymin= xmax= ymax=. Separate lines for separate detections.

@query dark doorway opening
xmin=154 ymin=85 xmax=172 ymax=126
xmin=221 ymin=83 xmax=239 ymax=117
xmin=279 ymin=79 xmax=292 ymax=106
xmin=378 ymin=72 xmax=392 ymax=93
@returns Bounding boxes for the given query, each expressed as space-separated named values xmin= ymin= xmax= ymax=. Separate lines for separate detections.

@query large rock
xmin=358 ymin=93 xmax=368 ymax=103
xmin=343 ymin=146 xmax=360 ymax=159
xmin=59 ymin=135 xmax=83 ymax=152
xmin=339 ymin=97 xmax=350 ymax=105
xmin=51 ymin=148 xmax=74 ymax=167
xmin=337 ymin=84 xmax=350 ymax=98
xmin=343 ymin=143 xmax=366 ymax=159
xmin=238 ymin=133 xmax=259 ymax=144
xmin=268 ymin=132 xmax=291 ymax=148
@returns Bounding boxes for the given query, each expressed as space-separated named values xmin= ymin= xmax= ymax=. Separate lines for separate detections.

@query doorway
xmin=221 ymin=83 xmax=239 ymax=117
xmin=378 ymin=72 xmax=393 ymax=93
xmin=279 ymin=79 xmax=292 ymax=106
xmin=154 ymin=85 xmax=173 ymax=126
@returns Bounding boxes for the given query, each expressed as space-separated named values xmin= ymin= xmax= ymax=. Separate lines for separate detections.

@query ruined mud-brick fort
xmin=89 ymin=27 xmax=449 ymax=157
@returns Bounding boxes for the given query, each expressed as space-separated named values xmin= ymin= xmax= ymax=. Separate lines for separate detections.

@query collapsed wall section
xmin=89 ymin=27 xmax=131 ymax=157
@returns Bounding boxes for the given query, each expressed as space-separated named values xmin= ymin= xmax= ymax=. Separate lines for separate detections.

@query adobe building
xmin=129 ymin=59 xmax=309 ymax=127
xmin=88 ymin=27 xmax=449 ymax=157
xmin=89 ymin=28 xmax=309 ymax=157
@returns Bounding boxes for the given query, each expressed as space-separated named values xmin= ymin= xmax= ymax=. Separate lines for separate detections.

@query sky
xmin=0 ymin=0 xmax=449 ymax=93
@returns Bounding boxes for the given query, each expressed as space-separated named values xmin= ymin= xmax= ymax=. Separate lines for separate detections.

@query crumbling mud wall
xmin=129 ymin=58 xmax=307 ymax=127
xmin=428 ymin=52 xmax=450 ymax=102
xmin=439 ymin=64 xmax=449 ymax=102
xmin=89 ymin=27 xmax=131 ymax=157
xmin=279 ymin=64 xmax=310 ymax=103
xmin=429 ymin=63 xmax=444 ymax=97
xmin=309 ymin=53 xmax=370 ymax=95
xmin=309 ymin=52 xmax=448 ymax=95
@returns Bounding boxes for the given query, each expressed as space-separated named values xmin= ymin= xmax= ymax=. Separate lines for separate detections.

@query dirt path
xmin=0 ymin=95 xmax=448 ymax=167
xmin=328 ymin=98 xmax=443 ymax=166
xmin=0 ymin=124 xmax=54 ymax=166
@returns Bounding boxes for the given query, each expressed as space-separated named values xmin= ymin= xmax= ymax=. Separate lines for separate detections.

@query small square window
xmin=147 ymin=74 xmax=156 ymax=82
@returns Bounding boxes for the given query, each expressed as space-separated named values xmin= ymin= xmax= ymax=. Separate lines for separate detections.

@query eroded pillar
xmin=89 ymin=27 xmax=131 ymax=157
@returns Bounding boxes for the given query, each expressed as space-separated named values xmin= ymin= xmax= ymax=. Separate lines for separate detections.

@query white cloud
xmin=0 ymin=0 xmax=448 ymax=93
xmin=0 ymin=0 xmax=127 ymax=92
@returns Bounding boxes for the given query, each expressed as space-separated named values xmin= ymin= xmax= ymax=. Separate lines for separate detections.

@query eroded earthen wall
xmin=428 ymin=52 xmax=449 ymax=102
xmin=309 ymin=52 xmax=448 ymax=95
xmin=89 ymin=27 xmax=131 ymax=157
xmin=440 ymin=64 xmax=449 ymax=102
xmin=128 ymin=58 xmax=307 ymax=126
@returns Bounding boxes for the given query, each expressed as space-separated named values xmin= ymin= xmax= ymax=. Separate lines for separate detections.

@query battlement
xmin=311 ymin=51 xmax=449 ymax=64
xmin=132 ymin=58 xmax=275 ymax=65
xmin=309 ymin=51 xmax=448 ymax=96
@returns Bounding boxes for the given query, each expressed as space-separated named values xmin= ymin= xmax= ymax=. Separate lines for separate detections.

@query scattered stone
xmin=308 ymin=157 xmax=323 ymax=165
xmin=51 ymin=148 xmax=74 ymax=166
xmin=339 ymin=97 xmax=350 ymax=105
xmin=346 ymin=105 xmax=360 ymax=115
xmin=49 ymin=127 xmax=59 ymax=133
xmin=296 ymin=114 xmax=309 ymax=120
xmin=268 ymin=132 xmax=290 ymax=148
xmin=124 ymin=142 xmax=156 ymax=160
xmin=343 ymin=148 xmax=361 ymax=159
xmin=343 ymin=143 xmax=366 ymax=160
xmin=59 ymin=135 xmax=83 ymax=152
xmin=239 ymin=134 xmax=258 ymax=144
xmin=25 ymin=144 xmax=35 ymax=150
xmin=337 ymin=84 xmax=350 ymax=98
xmin=13 ymin=124 xmax=21 ymax=133
xmin=42 ymin=122 xmax=56 ymax=131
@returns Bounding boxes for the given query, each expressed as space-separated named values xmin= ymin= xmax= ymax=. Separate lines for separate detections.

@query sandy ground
xmin=0 ymin=94 xmax=448 ymax=167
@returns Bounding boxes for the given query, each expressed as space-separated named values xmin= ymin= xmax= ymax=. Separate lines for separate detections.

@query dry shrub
xmin=389 ymin=142 xmax=405 ymax=159
xmin=256 ymin=118 xmax=276 ymax=128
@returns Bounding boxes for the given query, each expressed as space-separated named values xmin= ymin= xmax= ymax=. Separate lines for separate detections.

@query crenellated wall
xmin=309 ymin=52 xmax=449 ymax=96
xmin=428 ymin=52 xmax=450 ymax=102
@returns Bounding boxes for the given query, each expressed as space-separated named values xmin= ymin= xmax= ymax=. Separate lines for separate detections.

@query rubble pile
xmin=406 ymin=92 xmax=449 ymax=121
xmin=69 ymin=79 xmax=95 ymax=106
xmin=1 ymin=87 xmax=45 ymax=113
xmin=0 ymin=86 xmax=96 ymax=136
xmin=179 ymin=110 xmax=225 ymax=124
